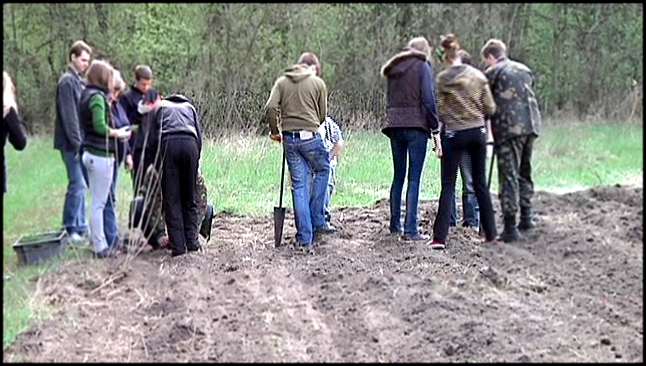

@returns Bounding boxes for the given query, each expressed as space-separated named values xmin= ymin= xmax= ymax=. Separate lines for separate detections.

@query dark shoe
xmin=517 ymin=207 xmax=535 ymax=231
xmin=199 ymin=203 xmax=215 ymax=241
xmin=297 ymin=243 xmax=314 ymax=254
xmin=501 ymin=215 xmax=522 ymax=243
xmin=187 ymin=244 xmax=202 ymax=253
xmin=93 ymin=248 xmax=118 ymax=259
xmin=315 ymin=223 xmax=337 ymax=234
xmin=107 ymin=240 xmax=126 ymax=255
xmin=400 ymin=233 xmax=430 ymax=242
xmin=462 ymin=221 xmax=479 ymax=228
xmin=428 ymin=239 xmax=446 ymax=250
xmin=171 ymin=250 xmax=187 ymax=257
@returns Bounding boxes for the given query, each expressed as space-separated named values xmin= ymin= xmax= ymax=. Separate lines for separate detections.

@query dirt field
xmin=4 ymin=184 xmax=643 ymax=362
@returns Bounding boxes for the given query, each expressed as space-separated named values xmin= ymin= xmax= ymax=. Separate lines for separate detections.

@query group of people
xmin=264 ymin=34 xmax=541 ymax=251
xmin=4 ymin=40 xmax=214 ymax=259
xmin=384 ymin=34 xmax=541 ymax=249
xmin=4 ymin=32 xmax=541 ymax=258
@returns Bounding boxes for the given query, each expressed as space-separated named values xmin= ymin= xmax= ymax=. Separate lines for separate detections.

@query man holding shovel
xmin=481 ymin=39 xmax=542 ymax=242
xmin=264 ymin=52 xmax=334 ymax=252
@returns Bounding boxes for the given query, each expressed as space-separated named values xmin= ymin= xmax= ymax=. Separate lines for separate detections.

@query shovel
xmin=486 ymin=143 xmax=495 ymax=191
xmin=273 ymin=148 xmax=287 ymax=247
xmin=479 ymin=144 xmax=496 ymax=236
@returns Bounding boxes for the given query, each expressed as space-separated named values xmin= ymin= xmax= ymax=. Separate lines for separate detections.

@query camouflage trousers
xmin=495 ymin=134 xmax=537 ymax=219
xmin=138 ymin=165 xmax=208 ymax=244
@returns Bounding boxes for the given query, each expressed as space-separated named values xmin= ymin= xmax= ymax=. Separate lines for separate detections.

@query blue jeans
xmin=388 ymin=128 xmax=428 ymax=236
xmin=104 ymin=161 xmax=119 ymax=248
xmin=61 ymin=150 xmax=88 ymax=235
xmin=450 ymin=152 xmax=480 ymax=227
xmin=283 ymin=132 xmax=330 ymax=246
xmin=310 ymin=162 xmax=336 ymax=223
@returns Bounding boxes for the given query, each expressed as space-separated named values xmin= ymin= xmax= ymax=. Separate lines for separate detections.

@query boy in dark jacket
xmin=54 ymin=40 xmax=92 ymax=245
xmin=118 ymin=65 xmax=160 ymax=193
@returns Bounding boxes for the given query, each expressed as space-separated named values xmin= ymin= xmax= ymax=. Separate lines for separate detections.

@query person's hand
xmin=137 ymin=100 xmax=155 ymax=114
xmin=432 ymin=134 xmax=442 ymax=158
xmin=116 ymin=126 xmax=132 ymax=141
xmin=269 ymin=133 xmax=282 ymax=142
xmin=158 ymin=236 xmax=169 ymax=248
xmin=150 ymin=95 xmax=162 ymax=109
xmin=125 ymin=154 xmax=134 ymax=171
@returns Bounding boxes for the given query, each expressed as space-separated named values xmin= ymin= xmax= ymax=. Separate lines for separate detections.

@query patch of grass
xmin=2 ymin=122 xmax=642 ymax=350
xmin=2 ymin=248 xmax=91 ymax=349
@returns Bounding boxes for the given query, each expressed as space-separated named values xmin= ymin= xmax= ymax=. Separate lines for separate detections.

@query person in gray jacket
xmin=145 ymin=94 xmax=203 ymax=257
xmin=53 ymin=40 xmax=92 ymax=245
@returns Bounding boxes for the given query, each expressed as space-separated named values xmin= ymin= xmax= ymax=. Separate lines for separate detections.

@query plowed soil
xmin=3 ymin=184 xmax=643 ymax=362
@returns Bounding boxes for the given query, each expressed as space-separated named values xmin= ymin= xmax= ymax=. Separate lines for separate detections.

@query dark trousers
xmin=450 ymin=152 xmax=480 ymax=227
xmin=496 ymin=134 xmax=537 ymax=219
xmin=433 ymin=127 xmax=497 ymax=242
xmin=388 ymin=128 xmax=428 ymax=236
xmin=160 ymin=135 xmax=200 ymax=255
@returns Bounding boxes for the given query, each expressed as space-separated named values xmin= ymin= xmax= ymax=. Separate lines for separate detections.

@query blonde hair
xmin=112 ymin=70 xmax=126 ymax=97
xmin=3 ymin=71 xmax=17 ymax=117
xmin=86 ymin=60 xmax=115 ymax=90
xmin=407 ymin=36 xmax=431 ymax=59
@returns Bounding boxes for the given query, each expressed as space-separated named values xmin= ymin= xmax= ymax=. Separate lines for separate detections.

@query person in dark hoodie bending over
xmin=145 ymin=94 xmax=203 ymax=257
xmin=118 ymin=65 xmax=160 ymax=193
xmin=380 ymin=36 xmax=441 ymax=242
xmin=264 ymin=52 xmax=335 ymax=252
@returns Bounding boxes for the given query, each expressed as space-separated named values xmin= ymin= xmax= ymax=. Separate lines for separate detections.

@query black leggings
xmin=432 ymin=126 xmax=497 ymax=242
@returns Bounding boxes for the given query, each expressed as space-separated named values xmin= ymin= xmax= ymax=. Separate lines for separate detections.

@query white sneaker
xmin=67 ymin=232 xmax=85 ymax=246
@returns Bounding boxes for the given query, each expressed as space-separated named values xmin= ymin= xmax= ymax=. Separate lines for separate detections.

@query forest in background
xmin=3 ymin=3 xmax=643 ymax=136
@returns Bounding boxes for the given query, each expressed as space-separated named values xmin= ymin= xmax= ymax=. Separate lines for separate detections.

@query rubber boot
xmin=517 ymin=207 xmax=535 ymax=231
xmin=500 ymin=215 xmax=522 ymax=243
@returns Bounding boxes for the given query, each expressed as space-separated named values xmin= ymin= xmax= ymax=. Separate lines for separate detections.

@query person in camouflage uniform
xmin=134 ymin=164 xmax=211 ymax=249
xmin=481 ymin=39 xmax=542 ymax=242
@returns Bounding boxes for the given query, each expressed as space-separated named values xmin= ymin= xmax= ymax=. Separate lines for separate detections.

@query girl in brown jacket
xmin=429 ymin=34 xmax=498 ymax=249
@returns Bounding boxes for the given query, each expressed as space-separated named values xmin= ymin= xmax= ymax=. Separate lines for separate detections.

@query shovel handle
xmin=487 ymin=146 xmax=495 ymax=191
xmin=278 ymin=147 xmax=286 ymax=208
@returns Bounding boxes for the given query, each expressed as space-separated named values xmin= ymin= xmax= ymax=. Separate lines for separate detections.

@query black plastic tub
xmin=12 ymin=231 xmax=67 ymax=266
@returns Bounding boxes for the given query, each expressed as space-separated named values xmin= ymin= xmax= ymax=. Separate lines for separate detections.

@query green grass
xmin=2 ymin=122 xmax=643 ymax=349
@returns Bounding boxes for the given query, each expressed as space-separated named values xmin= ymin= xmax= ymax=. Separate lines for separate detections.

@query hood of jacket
xmin=283 ymin=64 xmax=316 ymax=83
xmin=164 ymin=93 xmax=193 ymax=105
xmin=436 ymin=64 xmax=488 ymax=90
xmin=380 ymin=48 xmax=428 ymax=78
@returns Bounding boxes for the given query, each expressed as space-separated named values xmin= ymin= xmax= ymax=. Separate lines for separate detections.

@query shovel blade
xmin=273 ymin=207 xmax=287 ymax=247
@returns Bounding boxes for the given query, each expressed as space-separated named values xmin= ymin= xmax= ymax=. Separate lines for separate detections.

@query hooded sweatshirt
xmin=264 ymin=64 xmax=328 ymax=134
xmin=435 ymin=64 xmax=496 ymax=132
